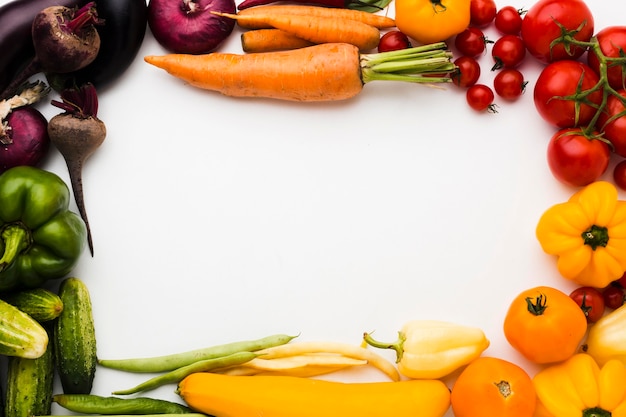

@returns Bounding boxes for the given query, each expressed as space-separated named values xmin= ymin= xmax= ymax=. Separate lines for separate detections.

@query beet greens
xmin=48 ymin=83 xmax=106 ymax=256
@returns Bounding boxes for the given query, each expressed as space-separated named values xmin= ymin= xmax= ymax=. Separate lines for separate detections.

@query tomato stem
xmin=525 ymin=294 xmax=547 ymax=316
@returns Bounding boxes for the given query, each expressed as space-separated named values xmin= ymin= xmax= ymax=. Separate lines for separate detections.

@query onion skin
xmin=0 ymin=106 xmax=50 ymax=174
xmin=148 ymin=0 xmax=236 ymax=54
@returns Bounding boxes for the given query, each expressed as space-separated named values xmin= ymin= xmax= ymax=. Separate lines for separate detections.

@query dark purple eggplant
xmin=47 ymin=0 xmax=148 ymax=91
xmin=0 ymin=0 xmax=84 ymax=94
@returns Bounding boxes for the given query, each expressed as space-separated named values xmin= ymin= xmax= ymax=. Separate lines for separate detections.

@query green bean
xmin=98 ymin=333 xmax=296 ymax=373
xmin=52 ymin=394 xmax=194 ymax=414
xmin=112 ymin=351 xmax=257 ymax=395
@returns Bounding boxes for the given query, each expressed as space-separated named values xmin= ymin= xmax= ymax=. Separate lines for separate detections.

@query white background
xmin=2 ymin=0 xmax=626 ymax=414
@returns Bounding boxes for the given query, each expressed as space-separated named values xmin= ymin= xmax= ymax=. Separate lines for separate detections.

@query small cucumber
xmin=54 ymin=277 xmax=97 ymax=394
xmin=0 ymin=298 xmax=48 ymax=358
xmin=5 ymin=327 xmax=54 ymax=417
xmin=2 ymin=288 xmax=64 ymax=322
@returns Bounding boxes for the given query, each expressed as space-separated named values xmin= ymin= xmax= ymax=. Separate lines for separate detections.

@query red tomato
xmin=466 ymin=84 xmax=495 ymax=112
xmin=494 ymin=6 xmax=524 ymax=35
xmin=547 ymin=128 xmax=610 ymax=187
xmin=588 ymin=26 xmax=626 ymax=90
xmin=598 ymin=89 xmax=626 ymax=158
xmin=470 ymin=0 xmax=497 ymax=27
xmin=451 ymin=56 xmax=481 ymax=88
xmin=493 ymin=68 xmax=526 ymax=100
xmin=603 ymin=285 xmax=625 ymax=310
xmin=520 ymin=0 xmax=594 ymax=63
xmin=378 ymin=30 xmax=411 ymax=53
xmin=570 ymin=286 xmax=605 ymax=323
xmin=617 ymin=272 xmax=626 ymax=289
xmin=491 ymin=35 xmax=526 ymax=69
xmin=454 ymin=27 xmax=488 ymax=58
xmin=533 ymin=60 xmax=602 ymax=128
xmin=613 ymin=160 xmax=626 ymax=191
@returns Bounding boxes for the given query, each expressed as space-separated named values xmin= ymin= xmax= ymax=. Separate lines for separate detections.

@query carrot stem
xmin=360 ymin=42 xmax=455 ymax=84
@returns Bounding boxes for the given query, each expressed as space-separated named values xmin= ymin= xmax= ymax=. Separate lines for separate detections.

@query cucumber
xmin=2 ymin=288 xmax=64 ymax=322
xmin=54 ymin=277 xmax=97 ymax=394
xmin=4 ymin=326 xmax=54 ymax=417
xmin=0 ymin=298 xmax=48 ymax=358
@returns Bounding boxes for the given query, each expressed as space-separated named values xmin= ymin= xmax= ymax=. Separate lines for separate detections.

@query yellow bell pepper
xmin=536 ymin=181 xmax=626 ymax=288
xmin=584 ymin=302 xmax=626 ymax=366
xmin=532 ymin=353 xmax=626 ymax=417
xmin=363 ymin=320 xmax=490 ymax=379
xmin=394 ymin=0 xmax=471 ymax=45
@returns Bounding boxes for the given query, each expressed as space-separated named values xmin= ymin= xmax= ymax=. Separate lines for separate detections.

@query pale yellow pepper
xmin=584 ymin=302 xmax=626 ymax=366
xmin=363 ymin=320 xmax=490 ymax=379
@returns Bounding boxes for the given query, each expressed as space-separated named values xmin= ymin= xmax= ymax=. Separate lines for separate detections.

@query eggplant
xmin=47 ymin=0 xmax=148 ymax=91
xmin=0 ymin=0 xmax=84 ymax=94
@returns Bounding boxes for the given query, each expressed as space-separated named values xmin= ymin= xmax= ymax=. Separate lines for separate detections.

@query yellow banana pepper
xmin=536 ymin=181 xmax=626 ymax=288
xmin=584 ymin=302 xmax=626 ymax=366
xmin=532 ymin=353 xmax=626 ymax=417
xmin=394 ymin=0 xmax=471 ymax=45
xmin=363 ymin=320 xmax=490 ymax=379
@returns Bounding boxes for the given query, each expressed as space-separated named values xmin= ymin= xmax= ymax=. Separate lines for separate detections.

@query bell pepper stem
xmin=0 ymin=224 xmax=31 ymax=272
xmin=362 ymin=331 xmax=406 ymax=362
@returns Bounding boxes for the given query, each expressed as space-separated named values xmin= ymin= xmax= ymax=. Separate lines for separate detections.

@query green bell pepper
xmin=0 ymin=166 xmax=87 ymax=291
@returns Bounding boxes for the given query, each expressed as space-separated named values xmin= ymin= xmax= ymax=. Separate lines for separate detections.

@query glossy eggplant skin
xmin=0 ymin=0 xmax=83 ymax=93
xmin=47 ymin=0 xmax=148 ymax=91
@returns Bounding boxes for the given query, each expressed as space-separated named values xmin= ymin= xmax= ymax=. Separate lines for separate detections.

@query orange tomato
xmin=503 ymin=286 xmax=587 ymax=364
xmin=451 ymin=356 xmax=536 ymax=417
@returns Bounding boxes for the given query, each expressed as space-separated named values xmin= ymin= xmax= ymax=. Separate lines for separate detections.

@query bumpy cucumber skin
xmin=0 ymin=298 xmax=48 ymax=358
xmin=5 ymin=327 xmax=54 ymax=417
xmin=54 ymin=277 xmax=97 ymax=394
xmin=2 ymin=288 xmax=64 ymax=322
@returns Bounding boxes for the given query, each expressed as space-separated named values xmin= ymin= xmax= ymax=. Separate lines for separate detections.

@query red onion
xmin=148 ymin=0 xmax=236 ymax=54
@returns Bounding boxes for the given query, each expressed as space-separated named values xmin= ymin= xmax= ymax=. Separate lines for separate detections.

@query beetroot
xmin=0 ymin=81 xmax=50 ymax=173
xmin=147 ymin=0 xmax=236 ymax=54
xmin=0 ymin=3 xmax=102 ymax=100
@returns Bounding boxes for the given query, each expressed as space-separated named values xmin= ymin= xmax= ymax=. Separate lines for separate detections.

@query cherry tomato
xmin=588 ymin=26 xmax=626 ymax=90
xmin=493 ymin=68 xmax=526 ymax=100
xmin=602 ymin=285 xmax=625 ymax=310
xmin=466 ymin=84 xmax=495 ymax=112
xmin=570 ymin=286 xmax=605 ymax=323
xmin=451 ymin=56 xmax=481 ymax=88
xmin=378 ymin=30 xmax=411 ymax=53
xmin=547 ymin=128 xmax=610 ymax=187
xmin=520 ymin=0 xmax=594 ymax=63
xmin=618 ymin=272 xmax=626 ymax=288
xmin=470 ymin=0 xmax=497 ymax=27
xmin=598 ymin=89 xmax=626 ymax=158
xmin=454 ymin=27 xmax=488 ymax=58
xmin=494 ymin=6 xmax=524 ymax=35
xmin=613 ymin=160 xmax=626 ymax=191
xmin=491 ymin=35 xmax=526 ymax=69
xmin=533 ymin=60 xmax=602 ymax=128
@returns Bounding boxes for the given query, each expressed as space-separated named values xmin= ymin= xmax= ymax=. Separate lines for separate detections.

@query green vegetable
xmin=112 ymin=351 xmax=257 ymax=395
xmin=53 ymin=394 xmax=193 ymax=414
xmin=0 ymin=298 xmax=48 ymax=358
xmin=54 ymin=277 xmax=97 ymax=394
xmin=1 ymin=287 xmax=63 ymax=322
xmin=98 ymin=333 xmax=296 ymax=373
xmin=0 ymin=166 xmax=87 ymax=291
xmin=5 ymin=327 xmax=54 ymax=417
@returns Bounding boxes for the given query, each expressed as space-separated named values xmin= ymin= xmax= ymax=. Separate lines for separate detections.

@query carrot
xmin=236 ymin=5 xmax=395 ymax=30
xmin=241 ymin=29 xmax=314 ymax=53
xmin=216 ymin=12 xmax=380 ymax=51
xmin=144 ymin=42 xmax=455 ymax=102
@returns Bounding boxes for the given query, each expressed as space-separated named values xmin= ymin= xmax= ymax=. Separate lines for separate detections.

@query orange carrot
xmin=241 ymin=29 xmax=314 ymax=53
xmin=144 ymin=42 xmax=456 ymax=102
xmin=216 ymin=12 xmax=380 ymax=51
xmin=236 ymin=5 xmax=396 ymax=29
